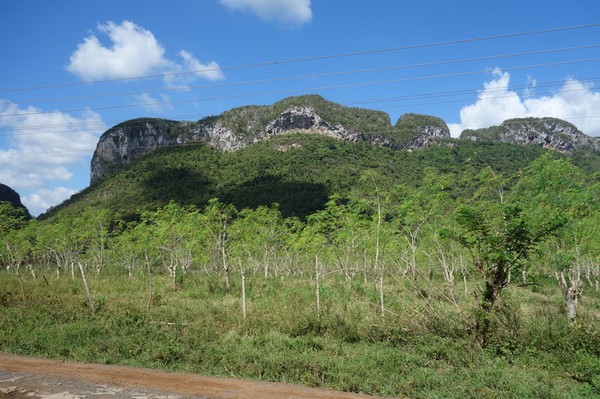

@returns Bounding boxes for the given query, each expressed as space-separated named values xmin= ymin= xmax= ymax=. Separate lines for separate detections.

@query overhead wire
xmin=8 ymin=43 xmax=600 ymax=106
xmin=1 ymin=75 xmax=599 ymax=137
xmin=1 ymin=23 xmax=599 ymax=157
xmin=1 ymin=22 xmax=599 ymax=93
xmin=2 ymin=57 xmax=599 ymax=119
xmin=1 ymin=81 xmax=598 ymax=137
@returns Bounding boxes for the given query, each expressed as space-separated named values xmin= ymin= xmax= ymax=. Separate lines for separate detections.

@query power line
xmin=343 ymin=77 xmax=600 ymax=106
xmin=1 ymin=23 xmax=599 ymax=93
xmin=2 ymin=57 xmax=599 ymax=118
xmin=9 ymin=43 xmax=600 ymax=106
xmin=2 ymin=77 xmax=599 ymax=137
xmin=2 ymin=82 xmax=599 ymax=142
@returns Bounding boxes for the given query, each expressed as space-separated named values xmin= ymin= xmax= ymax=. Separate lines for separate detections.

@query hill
xmin=460 ymin=117 xmax=600 ymax=152
xmin=36 ymin=94 xmax=599 ymax=221
xmin=90 ymin=95 xmax=450 ymax=184
xmin=46 ymin=134 xmax=552 ymax=220
xmin=0 ymin=183 xmax=31 ymax=219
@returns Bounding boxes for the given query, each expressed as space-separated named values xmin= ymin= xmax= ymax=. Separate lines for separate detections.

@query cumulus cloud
xmin=133 ymin=93 xmax=173 ymax=113
xmin=220 ymin=0 xmax=312 ymax=27
xmin=0 ymin=101 xmax=105 ymax=214
xmin=67 ymin=21 xmax=169 ymax=81
xmin=448 ymin=69 xmax=600 ymax=137
xmin=67 ymin=20 xmax=224 ymax=85
xmin=22 ymin=187 xmax=77 ymax=216
xmin=164 ymin=50 xmax=226 ymax=89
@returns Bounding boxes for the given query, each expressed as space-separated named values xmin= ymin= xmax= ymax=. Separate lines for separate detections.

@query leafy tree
xmin=299 ymin=195 xmax=371 ymax=281
xmin=0 ymin=201 xmax=28 ymax=234
xmin=512 ymin=154 xmax=598 ymax=320
xmin=229 ymin=205 xmax=296 ymax=277
xmin=201 ymin=199 xmax=238 ymax=292
xmin=453 ymin=199 xmax=563 ymax=344
xmin=137 ymin=201 xmax=201 ymax=286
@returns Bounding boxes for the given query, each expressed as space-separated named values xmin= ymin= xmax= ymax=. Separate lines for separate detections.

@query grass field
xmin=1 ymin=269 xmax=599 ymax=398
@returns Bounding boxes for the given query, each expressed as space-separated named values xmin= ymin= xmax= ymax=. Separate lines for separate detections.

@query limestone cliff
xmin=460 ymin=117 xmax=600 ymax=152
xmin=91 ymin=95 xmax=450 ymax=184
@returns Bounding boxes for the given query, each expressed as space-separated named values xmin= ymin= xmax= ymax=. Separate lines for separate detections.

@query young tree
xmin=453 ymin=200 xmax=563 ymax=344
xmin=201 ymin=199 xmax=238 ymax=292
xmin=513 ymin=154 xmax=598 ymax=321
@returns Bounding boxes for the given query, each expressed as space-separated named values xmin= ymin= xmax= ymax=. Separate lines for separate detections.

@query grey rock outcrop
xmin=90 ymin=96 xmax=450 ymax=184
xmin=265 ymin=106 xmax=366 ymax=142
xmin=460 ymin=117 xmax=600 ymax=152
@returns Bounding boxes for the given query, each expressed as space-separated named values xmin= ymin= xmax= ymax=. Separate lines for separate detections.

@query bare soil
xmin=0 ymin=353 xmax=390 ymax=399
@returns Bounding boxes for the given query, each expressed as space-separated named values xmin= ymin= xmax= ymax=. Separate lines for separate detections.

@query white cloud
xmin=67 ymin=20 xmax=224 ymax=85
xmin=164 ymin=50 xmax=225 ymax=90
xmin=133 ymin=93 xmax=172 ymax=113
xmin=448 ymin=70 xmax=600 ymax=137
xmin=0 ymin=100 xmax=105 ymax=212
xmin=67 ymin=21 xmax=169 ymax=81
xmin=220 ymin=0 xmax=312 ymax=27
xmin=22 ymin=187 xmax=77 ymax=216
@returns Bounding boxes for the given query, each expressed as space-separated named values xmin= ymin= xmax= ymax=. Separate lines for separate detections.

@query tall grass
xmin=1 ymin=269 xmax=599 ymax=398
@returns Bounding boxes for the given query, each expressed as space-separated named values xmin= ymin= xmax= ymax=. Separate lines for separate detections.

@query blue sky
xmin=1 ymin=0 xmax=599 ymax=215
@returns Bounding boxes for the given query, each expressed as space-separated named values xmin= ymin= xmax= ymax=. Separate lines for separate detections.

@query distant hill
xmin=39 ymin=95 xmax=600 ymax=221
xmin=0 ymin=183 xmax=31 ymax=219
xmin=90 ymin=95 xmax=450 ymax=184
xmin=460 ymin=117 xmax=600 ymax=152
xmin=44 ymin=135 xmax=554 ymax=221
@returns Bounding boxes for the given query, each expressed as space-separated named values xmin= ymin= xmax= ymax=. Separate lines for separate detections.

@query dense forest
xmin=1 ymin=135 xmax=600 ymax=398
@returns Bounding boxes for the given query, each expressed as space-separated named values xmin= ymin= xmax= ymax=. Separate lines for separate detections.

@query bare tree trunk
xmin=78 ymin=262 xmax=95 ymax=312
xmin=145 ymin=252 xmax=153 ymax=313
xmin=241 ymin=269 xmax=247 ymax=320
xmin=379 ymin=272 xmax=385 ymax=320
xmin=315 ymin=256 xmax=321 ymax=318
xmin=559 ymin=270 xmax=582 ymax=322
xmin=17 ymin=271 xmax=25 ymax=303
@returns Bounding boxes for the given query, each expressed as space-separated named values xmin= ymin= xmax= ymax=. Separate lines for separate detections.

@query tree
xmin=139 ymin=202 xmax=200 ymax=287
xmin=201 ymin=199 xmax=238 ymax=292
xmin=454 ymin=200 xmax=563 ymax=343
xmin=513 ymin=154 xmax=598 ymax=321
xmin=299 ymin=195 xmax=370 ymax=282
xmin=0 ymin=201 xmax=28 ymax=235
xmin=229 ymin=205 xmax=293 ymax=278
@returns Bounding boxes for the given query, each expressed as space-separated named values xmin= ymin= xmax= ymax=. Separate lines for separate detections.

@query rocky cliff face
xmin=91 ymin=96 xmax=450 ymax=184
xmin=460 ymin=117 xmax=600 ymax=152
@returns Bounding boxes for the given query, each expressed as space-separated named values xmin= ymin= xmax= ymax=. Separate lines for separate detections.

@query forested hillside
xmin=47 ymin=135 xmax=554 ymax=221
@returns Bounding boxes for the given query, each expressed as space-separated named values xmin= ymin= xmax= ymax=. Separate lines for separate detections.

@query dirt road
xmin=0 ymin=353 xmax=390 ymax=399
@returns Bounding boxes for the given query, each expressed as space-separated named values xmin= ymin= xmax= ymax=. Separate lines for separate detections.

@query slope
xmin=43 ymin=134 xmax=552 ymax=221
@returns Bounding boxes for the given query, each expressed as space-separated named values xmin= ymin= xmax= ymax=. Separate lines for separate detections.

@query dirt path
xmin=0 ymin=353 xmax=391 ymax=399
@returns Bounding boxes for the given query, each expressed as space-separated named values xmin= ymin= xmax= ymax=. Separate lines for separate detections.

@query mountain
xmin=460 ymin=117 xmax=600 ymax=152
xmin=0 ymin=183 xmax=31 ymax=219
xmin=40 ymin=95 xmax=600 ymax=221
xmin=90 ymin=95 xmax=450 ymax=184
xmin=45 ymin=134 xmax=552 ymax=221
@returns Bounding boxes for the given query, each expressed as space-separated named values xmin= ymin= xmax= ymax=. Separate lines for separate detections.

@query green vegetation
xmin=1 ymin=271 xmax=599 ymax=398
xmin=0 ymin=183 xmax=31 ymax=219
xmin=45 ymin=135 xmax=553 ymax=221
xmin=2 ymin=136 xmax=600 ymax=398
xmin=218 ymin=95 xmax=394 ymax=137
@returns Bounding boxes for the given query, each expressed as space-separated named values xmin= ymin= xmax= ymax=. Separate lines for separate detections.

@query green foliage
xmin=1 ymin=272 xmax=599 ymax=398
xmin=0 ymin=201 xmax=28 ymax=234
xmin=42 ymin=135 xmax=565 ymax=223
xmin=5 ymin=118 xmax=600 ymax=397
